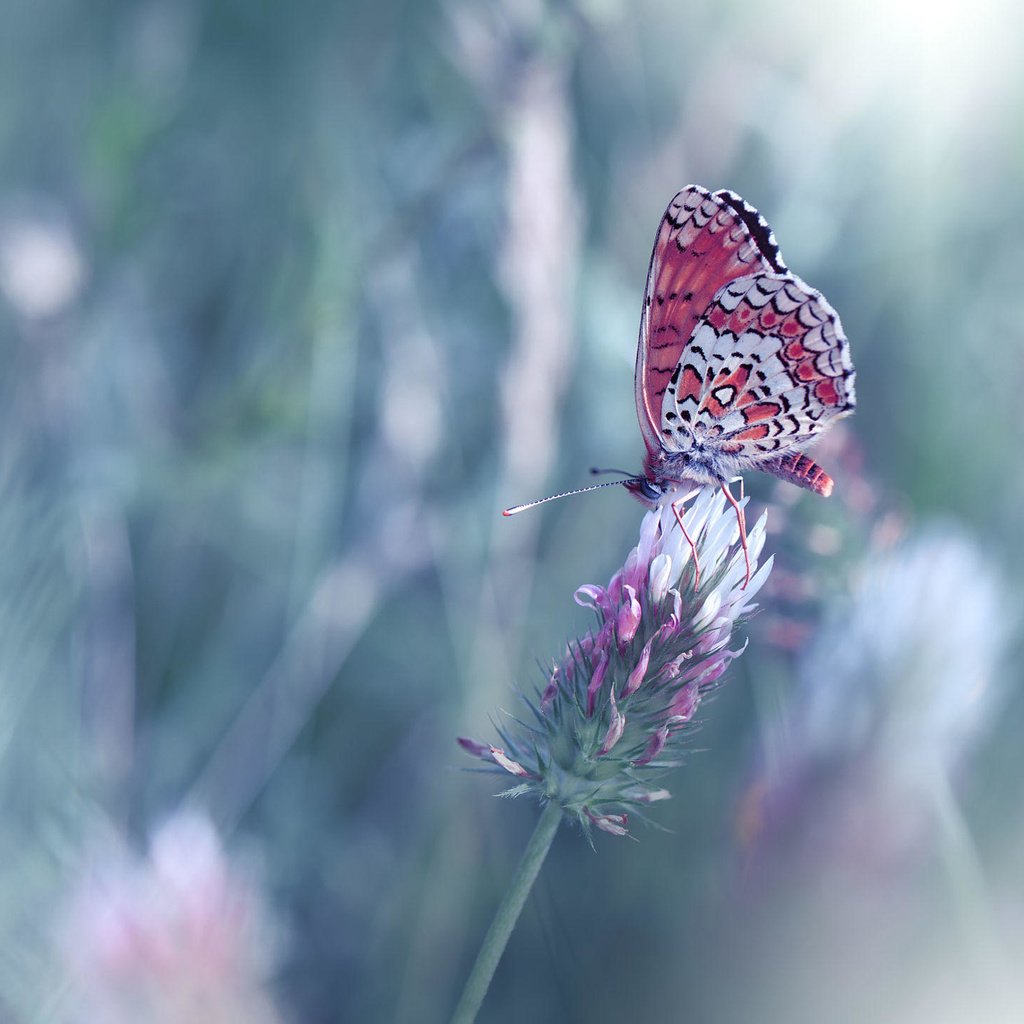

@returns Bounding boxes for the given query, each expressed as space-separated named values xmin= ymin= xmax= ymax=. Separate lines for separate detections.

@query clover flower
xmin=60 ymin=811 xmax=284 ymax=1024
xmin=460 ymin=487 xmax=772 ymax=837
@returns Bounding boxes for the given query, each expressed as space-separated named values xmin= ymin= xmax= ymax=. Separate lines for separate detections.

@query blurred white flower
xmin=799 ymin=525 xmax=1009 ymax=780
xmin=745 ymin=525 xmax=1012 ymax=868
xmin=60 ymin=811 xmax=285 ymax=1024
xmin=0 ymin=212 xmax=83 ymax=320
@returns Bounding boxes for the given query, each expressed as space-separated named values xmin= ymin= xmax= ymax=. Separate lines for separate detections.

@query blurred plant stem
xmin=397 ymin=7 xmax=580 ymax=1018
xmin=449 ymin=801 xmax=562 ymax=1024
xmin=930 ymin=769 xmax=1014 ymax=991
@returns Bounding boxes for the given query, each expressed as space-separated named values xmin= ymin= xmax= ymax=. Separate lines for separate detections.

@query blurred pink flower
xmin=460 ymin=488 xmax=772 ymax=836
xmin=60 ymin=811 xmax=284 ymax=1024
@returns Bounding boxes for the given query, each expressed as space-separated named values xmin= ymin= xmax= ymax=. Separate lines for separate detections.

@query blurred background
xmin=3 ymin=0 xmax=1023 ymax=1021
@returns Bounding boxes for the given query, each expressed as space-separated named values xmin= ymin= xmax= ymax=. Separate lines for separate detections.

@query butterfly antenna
xmin=589 ymin=466 xmax=635 ymax=478
xmin=503 ymin=478 xmax=639 ymax=517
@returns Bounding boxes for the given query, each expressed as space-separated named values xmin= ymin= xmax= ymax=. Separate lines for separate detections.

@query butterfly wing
xmin=635 ymin=186 xmax=786 ymax=456
xmin=660 ymin=270 xmax=855 ymax=483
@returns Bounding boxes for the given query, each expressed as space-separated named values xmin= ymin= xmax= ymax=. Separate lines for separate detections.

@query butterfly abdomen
xmin=763 ymin=452 xmax=834 ymax=497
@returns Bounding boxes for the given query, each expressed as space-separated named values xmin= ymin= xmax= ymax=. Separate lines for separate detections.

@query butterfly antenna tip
xmin=502 ymin=478 xmax=632 ymax=517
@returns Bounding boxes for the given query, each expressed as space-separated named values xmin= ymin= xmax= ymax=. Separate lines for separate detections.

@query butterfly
xmin=506 ymin=185 xmax=855 ymax=586
xmin=624 ymin=185 xmax=856 ymax=583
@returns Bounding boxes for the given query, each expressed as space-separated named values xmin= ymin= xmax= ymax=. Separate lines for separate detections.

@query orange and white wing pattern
xmin=635 ymin=186 xmax=785 ymax=455
xmin=661 ymin=272 xmax=855 ymax=445
xmin=638 ymin=186 xmax=855 ymax=496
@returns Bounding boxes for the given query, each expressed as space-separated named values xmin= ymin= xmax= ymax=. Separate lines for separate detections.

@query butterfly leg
xmin=720 ymin=480 xmax=750 ymax=588
xmin=724 ymin=477 xmax=748 ymax=540
xmin=671 ymin=495 xmax=702 ymax=591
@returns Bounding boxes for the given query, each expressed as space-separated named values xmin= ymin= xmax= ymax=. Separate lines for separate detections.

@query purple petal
xmin=622 ymin=638 xmax=652 ymax=697
xmin=669 ymin=682 xmax=700 ymax=721
xmin=574 ymin=584 xmax=609 ymax=613
xmin=586 ymin=650 xmax=610 ymax=717
xmin=634 ymin=724 xmax=670 ymax=766
xmin=657 ymin=650 xmax=693 ymax=685
xmin=682 ymin=640 xmax=748 ymax=686
xmin=622 ymin=547 xmax=641 ymax=590
xmin=540 ymin=667 xmax=559 ymax=712
xmin=457 ymin=737 xmax=491 ymax=758
xmin=607 ymin=569 xmax=624 ymax=605
xmin=617 ymin=585 xmax=642 ymax=647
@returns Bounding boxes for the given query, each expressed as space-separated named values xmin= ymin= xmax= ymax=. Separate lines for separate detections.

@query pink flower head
xmin=459 ymin=488 xmax=771 ymax=838
xmin=60 ymin=811 xmax=283 ymax=1024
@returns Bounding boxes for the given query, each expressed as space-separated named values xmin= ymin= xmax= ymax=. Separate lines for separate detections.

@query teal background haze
xmin=3 ymin=1 xmax=1024 ymax=1021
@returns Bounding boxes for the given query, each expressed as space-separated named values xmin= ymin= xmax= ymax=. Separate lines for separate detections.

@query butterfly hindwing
xmin=661 ymin=270 xmax=855 ymax=460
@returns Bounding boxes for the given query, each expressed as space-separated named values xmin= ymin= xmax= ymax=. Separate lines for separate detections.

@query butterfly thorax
xmin=656 ymin=437 xmax=737 ymax=486
xmin=625 ymin=443 xmax=734 ymax=509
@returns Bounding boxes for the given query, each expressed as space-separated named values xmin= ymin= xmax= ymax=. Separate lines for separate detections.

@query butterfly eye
xmin=640 ymin=479 xmax=662 ymax=501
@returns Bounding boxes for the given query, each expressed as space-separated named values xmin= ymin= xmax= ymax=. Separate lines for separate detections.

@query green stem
xmin=449 ymin=800 xmax=563 ymax=1024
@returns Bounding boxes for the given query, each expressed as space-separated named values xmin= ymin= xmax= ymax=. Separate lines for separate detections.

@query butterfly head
xmin=623 ymin=474 xmax=667 ymax=509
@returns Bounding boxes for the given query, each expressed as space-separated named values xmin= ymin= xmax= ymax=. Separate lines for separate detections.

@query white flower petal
xmin=649 ymin=553 xmax=673 ymax=603
xmin=694 ymin=590 xmax=722 ymax=630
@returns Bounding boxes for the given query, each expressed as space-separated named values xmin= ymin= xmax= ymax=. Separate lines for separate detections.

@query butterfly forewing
xmin=635 ymin=186 xmax=783 ymax=455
